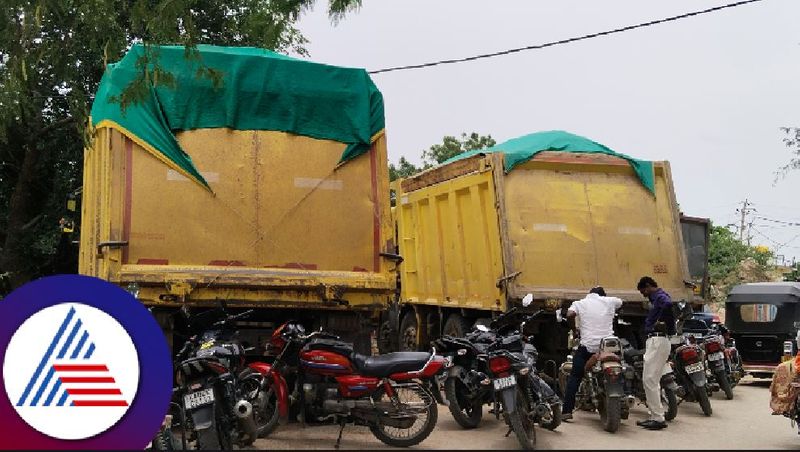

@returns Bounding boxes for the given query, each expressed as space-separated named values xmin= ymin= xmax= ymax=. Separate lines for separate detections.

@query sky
xmin=294 ymin=0 xmax=800 ymax=263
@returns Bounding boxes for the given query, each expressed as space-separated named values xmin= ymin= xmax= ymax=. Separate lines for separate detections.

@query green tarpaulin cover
xmin=91 ymin=44 xmax=385 ymax=190
xmin=444 ymin=130 xmax=655 ymax=194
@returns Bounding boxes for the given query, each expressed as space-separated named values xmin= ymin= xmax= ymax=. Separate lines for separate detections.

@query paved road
xmin=254 ymin=377 xmax=798 ymax=450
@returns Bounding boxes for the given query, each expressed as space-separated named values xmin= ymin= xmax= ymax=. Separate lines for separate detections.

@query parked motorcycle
xmin=162 ymin=307 xmax=276 ymax=450
xmin=620 ymin=338 xmax=679 ymax=421
xmin=486 ymin=294 xmax=562 ymax=450
xmin=260 ymin=320 xmax=446 ymax=448
xmin=671 ymin=334 xmax=713 ymax=416
xmin=432 ymin=326 xmax=496 ymax=428
xmin=559 ymin=335 xmax=627 ymax=433
xmin=716 ymin=324 xmax=745 ymax=390
xmin=701 ymin=332 xmax=734 ymax=400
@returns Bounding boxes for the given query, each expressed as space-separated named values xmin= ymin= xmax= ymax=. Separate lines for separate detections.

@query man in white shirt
xmin=561 ymin=286 xmax=623 ymax=421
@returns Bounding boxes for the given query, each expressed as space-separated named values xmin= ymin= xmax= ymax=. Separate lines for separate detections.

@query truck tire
xmin=399 ymin=312 xmax=419 ymax=352
xmin=378 ymin=321 xmax=396 ymax=354
xmin=443 ymin=313 xmax=471 ymax=338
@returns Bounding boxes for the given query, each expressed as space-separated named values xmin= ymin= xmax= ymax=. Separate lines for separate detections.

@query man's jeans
xmin=563 ymin=345 xmax=594 ymax=414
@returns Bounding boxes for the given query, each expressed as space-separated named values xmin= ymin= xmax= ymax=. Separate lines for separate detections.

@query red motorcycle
xmin=258 ymin=320 xmax=446 ymax=448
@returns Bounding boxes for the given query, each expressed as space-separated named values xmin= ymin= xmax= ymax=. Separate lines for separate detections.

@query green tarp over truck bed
xmin=91 ymin=44 xmax=385 ymax=190
xmin=445 ymin=130 xmax=655 ymax=194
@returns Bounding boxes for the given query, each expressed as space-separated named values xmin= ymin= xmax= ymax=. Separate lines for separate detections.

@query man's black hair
xmin=637 ymin=276 xmax=658 ymax=290
xmin=589 ymin=286 xmax=606 ymax=296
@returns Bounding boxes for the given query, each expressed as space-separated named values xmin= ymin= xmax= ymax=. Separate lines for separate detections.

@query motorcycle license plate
xmin=708 ymin=352 xmax=724 ymax=361
xmin=493 ymin=376 xmax=515 ymax=391
xmin=685 ymin=362 xmax=704 ymax=374
xmin=184 ymin=388 xmax=214 ymax=410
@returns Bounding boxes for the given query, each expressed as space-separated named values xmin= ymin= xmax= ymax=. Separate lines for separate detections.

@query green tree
xmin=422 ymin=132 xmax=496 ymax=166
xmin=0 ymin=0 xmax=361 ymax=288
xmin=709 ymin=224 xmax=774 ymax=284
xmin=778 ymin=127 xmax=800 ymax=179
xmin=389 ymin=132 xmax=495 ymax=182
xmin=388 ymin=157 xmax=421 ymax=182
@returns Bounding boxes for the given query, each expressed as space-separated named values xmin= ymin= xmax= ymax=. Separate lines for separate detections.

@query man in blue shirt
xmin=635 ymin=276 xmax=675 ymax=431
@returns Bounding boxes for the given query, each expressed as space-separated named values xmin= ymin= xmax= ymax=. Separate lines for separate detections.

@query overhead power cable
xmin=755 ymin=215 xmax=800 ymax=227
xmin=368 ymin=0 xmax=766 ymax=74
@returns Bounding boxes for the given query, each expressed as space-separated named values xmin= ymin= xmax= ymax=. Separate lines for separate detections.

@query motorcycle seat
xmin=624 ymin=348 xmax=645 ymax=362
xmin=352 ymin=352 xmax=432 ymax=378
xmin=585 ymin=351 xmax=621 ymax=372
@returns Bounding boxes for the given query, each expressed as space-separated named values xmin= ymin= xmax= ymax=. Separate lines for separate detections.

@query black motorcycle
xmin=163 ymin=307 xmax=273 ymax=450
xmin=620 ymin=338 xmax=679 ymax=421
xmin=432 ymin=327 xmax=496 ymax=428
xmin=485 ymin=297 xmax=562 ymax=450
xmin=671 ymin=334 xmax=712 ymax=416
xmin=700 ymin=331 xmax=734 ymax=400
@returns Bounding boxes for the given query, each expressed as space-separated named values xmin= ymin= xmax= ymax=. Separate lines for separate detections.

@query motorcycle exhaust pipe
xmin=624 ymin=395 xmax=636 ymax=408
xmin=535 ymin=403 xmax=550 ymax=417
xmin=234 ymin=400 xmax=258 ymax=444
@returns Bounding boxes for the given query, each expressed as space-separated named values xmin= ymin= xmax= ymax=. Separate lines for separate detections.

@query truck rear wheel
xmin=399 ymin=312 xmax=419 ymax=352
xmin=443 ymin=313 xmax=471 ymax=338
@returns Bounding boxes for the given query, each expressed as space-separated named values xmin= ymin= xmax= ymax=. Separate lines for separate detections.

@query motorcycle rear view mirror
xmin=522 ymin=293 xmax=534 ymax=307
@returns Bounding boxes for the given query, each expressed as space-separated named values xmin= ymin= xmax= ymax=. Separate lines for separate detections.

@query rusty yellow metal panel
xmin=80 ymin=128 xmax=395 ymax=309
xmin=502 ymin=154 xmax=691 ymax=302
xmin=396 ymin=164 xmax=505 ymax=311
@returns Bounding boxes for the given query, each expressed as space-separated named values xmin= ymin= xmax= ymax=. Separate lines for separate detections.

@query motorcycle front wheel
xmin=506 ymin=386 xmax=537 ymax=450
xmin=444 ymin=374 xmax=483 ymax=429
xmin=369 ymin=384 xmax=438 ymax=448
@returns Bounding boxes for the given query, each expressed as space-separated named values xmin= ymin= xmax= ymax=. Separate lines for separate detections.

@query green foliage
xmin=422 ymin=132 xmax=496 ymax=166
xmin=0 ymin=0 xmax=361 ymax=287
xmin=388 ymin=132 xmax=495 ymax=181
xmin=777 ymin=127 xmax=800 ymax=180
xmin=708 ymin=224 xmax=774 ymax=283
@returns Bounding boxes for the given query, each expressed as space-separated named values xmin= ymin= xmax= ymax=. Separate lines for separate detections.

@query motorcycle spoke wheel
xmin=369 ymin=385 xmax=438 ymax=448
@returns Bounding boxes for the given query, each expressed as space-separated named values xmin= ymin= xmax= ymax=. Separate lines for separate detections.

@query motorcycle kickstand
xmin=334 ymin=420 xmax=346 ymax=450
xmin=505 ymin=427 xmax=513 ymax=438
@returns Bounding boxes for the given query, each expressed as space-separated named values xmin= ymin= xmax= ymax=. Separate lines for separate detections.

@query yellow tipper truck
xmin=80 ymin=45 xmax=396 ymax=353
xmin=389 ymin=131 xmax=695 ymax=362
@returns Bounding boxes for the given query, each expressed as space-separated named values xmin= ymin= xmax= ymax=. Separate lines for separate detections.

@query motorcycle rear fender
xmin=190 ymin=405 xmax=215 ymax=430
xmin=707 ymin=359 xmax=724 ymax=372
xmin=688 ymin=370 xmax=707 ymax=387
xmin=603 ymin=373 xmax=625 ymax=398
xmin=499 ymin=387 xmax=517 ymax=414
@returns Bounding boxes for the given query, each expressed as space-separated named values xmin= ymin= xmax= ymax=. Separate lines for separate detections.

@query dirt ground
xmin=253 ymin=377 xmax=798 ymax=450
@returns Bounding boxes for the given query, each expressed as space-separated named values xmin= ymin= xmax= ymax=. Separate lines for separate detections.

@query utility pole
xmin=736 ymin=199 xmax=756 ymax=243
